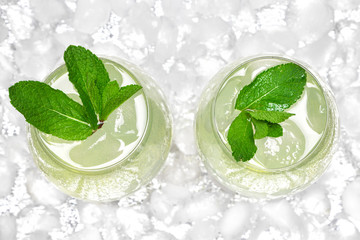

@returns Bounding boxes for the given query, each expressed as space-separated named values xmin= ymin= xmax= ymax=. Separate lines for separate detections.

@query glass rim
xmin=28 ymin=57 xmax=151 ymax=174
xmin=210 ymin=54 xmax=335 ymax=173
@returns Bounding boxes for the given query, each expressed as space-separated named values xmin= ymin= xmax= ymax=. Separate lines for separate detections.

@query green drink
xmin=195 ymin=55 xmax=339 ymax=198
xmin=27 ymin=58 xmax=172 ymax=202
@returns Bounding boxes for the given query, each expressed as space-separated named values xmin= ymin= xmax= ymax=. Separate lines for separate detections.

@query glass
xmin=195 ymin=55 xmax=339 ymax=198
xmin=27 ymin=57 xmax=172 ymax=202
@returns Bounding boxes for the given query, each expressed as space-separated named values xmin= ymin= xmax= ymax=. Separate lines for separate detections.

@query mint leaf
xmin=267 ymin=123 xmax=283 ymax=137
xmin=235 ymin=63 xmax=306 ymax=112
xmin=9 ymin=81 xmax=93 ymax=140
xmin=9 ymin=45 xmax=143 ymax=142
xmin=64 ymin=45 xmax=110 ymax=129
xmin=227 ymin=112 xmax=257 ymax=162
xmin=227 ymin=63 xmax=306 ymax=162
xmin=251 ymin=118 xmax=268 ymax=139
xmin=102 ymin=81 xmax=120 ymax=111
xmin=100 ymin=84 xmax=142 ymax=121
xmin=247 ymin=109 xmax=294 ymax=123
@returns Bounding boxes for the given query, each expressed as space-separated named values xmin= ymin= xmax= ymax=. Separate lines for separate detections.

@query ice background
xmin=0 ymin=0 xmax=360 ymax=239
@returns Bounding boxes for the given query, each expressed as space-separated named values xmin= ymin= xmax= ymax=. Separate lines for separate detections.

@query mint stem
xmin=98 ymin=121 xmax=104 ymax=129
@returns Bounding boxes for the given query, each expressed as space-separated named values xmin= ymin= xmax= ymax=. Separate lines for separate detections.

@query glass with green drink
xmin=195 ymin=55 xmax=339 ymax=198
xmin=10 ymin=46 xmax=172 ymax=202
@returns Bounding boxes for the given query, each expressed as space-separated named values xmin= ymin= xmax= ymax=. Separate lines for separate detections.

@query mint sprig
xmin=9 ymin=81 xmax=93 ymax=140
xmin=227 ymin=63 xmax=306 ymax=162
xmin=9 ymin=45 xmax=142 ymax=141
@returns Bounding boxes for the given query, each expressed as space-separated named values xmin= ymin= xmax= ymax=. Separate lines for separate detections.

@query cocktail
xmin=10 ymin=46 xmax=172 ymax=201
xmin=195 ymin=55 xmax=339 ymax=198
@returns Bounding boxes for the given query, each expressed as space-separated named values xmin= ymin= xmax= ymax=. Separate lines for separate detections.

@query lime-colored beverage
xmin=196 ymin=55 xmax=339 ymax=198
xmin=28 ymin=58 xmax=172 ymax=202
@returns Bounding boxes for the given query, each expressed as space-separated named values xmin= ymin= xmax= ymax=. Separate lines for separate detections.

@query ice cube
xmin=335 ymin=20 xmax=360 ymax=46
xmin=191 ymin=17 xmax=235 ymax=60
xmin=125 ymin=2 xmax=160 ymax=45
xmin=161 ymin=0 xmax=191 ymax=21
xmin=299 ymin=185 xmax=330 ymax=223
xmin=173 ymin=124 xmax=197 ymax=155
xmin=73 ymin=0 xmax=111 ymax=34
xmin=109 ymin=0 xmax=136 ymax=17
xmin=36 ymin=209 xmax=61 ymax=232
xmin=116 ymin=8 xmax=154 ymax=64
xmin=328 ymin=0 xmax=360 ymax=10
xmin=337 ymin=87 xmax=360 ymax=139
xmin=0 ymin=157 xmax=18 ymax=197
xmin=160 ymin=153 xmax=200 ymax=185
xmin=264 ymin=27 xmax=299 ymax=52
xmin=6 ymin=5 xmax=34 ymax=40
xmin=14 ymin=31 xmax=63 ymax=80
xmin=231 ymin=2 xmax=257 ymax=36
xmin=250 ymin=0 xmax=287 ymax=9
xmin=30 ymin=0 xmax=69 ymax=24
xmin=90 ymin=42 xmax=126 ymax=59
xmin=154 ymin=17 xmax=178 ymax=63
xmin=150 ymin=190 xmax=174 ymax=221
xmin=220 ymin=202 xmax=252 ymax=239
xmin=54 ymin=29 xmax=92 ymax=48
xmin=159 ymin=161 xmax=187 ymax=186
xmin=141 ymin=231 xmax=176 ymax=240
xmin=162 ymin=184 xmax=189 ymax=203
xmin=287 ymin=0 xmax=334 ymax=43
xmin=173 ymin=192 xmax=223 ymax=223
xmin=191 ymin=17 xmax=230 ymax=43
xmin=233 ymin=32 xmax=279 ymax=59
xmin=256 ymin=3 xmax=287 ymax=30
xmin=342 ymin=178 xmax=360 ymax=220
xmin=328 ymin=59 xmax=358 ymax=92
xmin=78 ymin=203 xmax=102 ymax=225
xmin=0 ymin=18 xmax=8 ymax=42
xmin=17 ymin=206 xmax=60 ymax=238
xmin=331 ymin=218 xmax=360 ymax=240
xmin=69 ymin=226 xmax=102 ymax=240
xmin=116 ymin=208 xmax=152 ymax=238
xmin=177 ymin=40 xmax=207 ymax=63
xmin=295 ymin=35 xmax=337 ymax=69
xmin=195 ymin=55 xmax=226 ymax=79
xmin=166 ymin=63 xmax=199 ymax=102
xmin=28 ymin=231 xmax=51 ymax=240
xmin=26 ymin=169 xmax=67 ymax=206
xmin=189 ymin=0 xmax=242 ymax=18
xmin=0 ymin=215 xmax=16 ymax=239
xmin=0 ymin=54 xmax=15 ymax=89
xmin=98 ymin=225 xmax=124 ymax=240
xmin=187 ymin=220 xmax=218 ymax=240
xmin=0 ymin=91 xmax=25 ymax=137
xmin=263 ymin=199 xmax=304 ymax=232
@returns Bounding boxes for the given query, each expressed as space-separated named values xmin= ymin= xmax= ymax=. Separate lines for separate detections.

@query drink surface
xmin=39 ymin=59 xmax=148 ymax=171
xmin=214 ymin=58 xmax=327 ymax=170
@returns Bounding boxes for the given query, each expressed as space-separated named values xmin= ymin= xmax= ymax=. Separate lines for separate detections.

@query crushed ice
xmin=0 ymin=0 xmax=360 ymax=239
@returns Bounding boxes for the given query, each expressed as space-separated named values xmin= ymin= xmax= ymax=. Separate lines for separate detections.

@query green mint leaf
xmin=227 ymin=112 xmax=257 ymax=162
xmin=100 ymin=84 xmax=142 ymax=121
xmin=267 ymin=123 xmax=283 ymax=137
xmin=251 ymin=118 xmax=268 ymax=139
xmin=228 ymin=62 xmax=306 ymax=162
xmin=9 ymin=45 xmax=143 ymax=142
xmin=102 ymin=81 xmax=120 ymax=110
xmin=9 ymin=81 xmax=93 ymax=140
xmin=64 ymin=45 xmax=110 ymax=129
xmin=247 ymin=109 xmax=294 ymax=123
xmin=235 ymin=63 xmax=306 ymax=112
